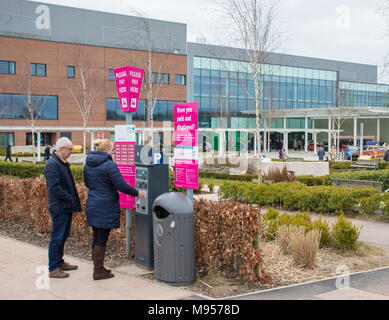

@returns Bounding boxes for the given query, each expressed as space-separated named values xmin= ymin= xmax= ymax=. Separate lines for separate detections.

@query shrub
xmin=261 ymin=208 xmax=281 ymax=240
xmin=262 ymin=166 xmax=296 ymax=183
xmin=358 ymin=194 xmax=382 ymax=215
xmin=219 ymin=181 xmax=378 ymax=215
xmin=208 ymin=180 xmax=215 ymax=193
xmin=312 ymin=215 xmax=332 ymax=247
xmin=331 ymin=214 xmax=362 ymax=251
xmin=194 ymin=199 xmax=271 ymax=283
xmin=276 ymin=224 xmax=293 ymax=255
xmin=330 ymin=170 xmax=389 ymax=190
xmin=289 ymin=227 xmax=321 ymax=268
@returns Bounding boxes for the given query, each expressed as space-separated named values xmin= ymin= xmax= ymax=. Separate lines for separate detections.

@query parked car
xmin=345 ymin=145 xmax=360 ymax=160
xmin=362 ymin=145 xmax=388 ymax=159
xmin=347 ymin=145 xmax=388 ymax=160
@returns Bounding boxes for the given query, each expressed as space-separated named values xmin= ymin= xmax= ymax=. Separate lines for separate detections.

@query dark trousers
xmin=48 ymin=211 xmax=73 ymax=272
xmin=4 ymin=155 xmax=12 ymax=162
xmin=92 ymin=227 xmax=111 ymax=247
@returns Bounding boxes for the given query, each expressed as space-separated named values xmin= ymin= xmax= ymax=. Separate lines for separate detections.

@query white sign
xmin=174 ymin=147 xmax=199 ymax=160
xmin=114 ymin=125 xmax=136 ymax=143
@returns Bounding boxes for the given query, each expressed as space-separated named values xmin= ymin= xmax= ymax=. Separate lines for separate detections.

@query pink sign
xmin=114 ymin=66 xmax=144 ymax=112
xmin=174 ymin=103 xmax=198 ymax=190
xmin=115 ymin=141 xmax=136 ymax=209
xmin=174 ymin=102 xmax=198 ymax=147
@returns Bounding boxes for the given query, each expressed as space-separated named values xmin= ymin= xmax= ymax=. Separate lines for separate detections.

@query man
xmin=4 ymin=145 xmax=12 ymax=162
xmin=317 ymin=147 xmax=326 ymax=161
xmin=44 ymin=137 xmax=81 ymax=278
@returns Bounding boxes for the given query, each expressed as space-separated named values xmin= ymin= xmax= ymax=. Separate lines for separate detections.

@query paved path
xmin=224 ymin=267 xmax=389 ymax=300
xmin=0 ymin=236 xmax=200 ymax=300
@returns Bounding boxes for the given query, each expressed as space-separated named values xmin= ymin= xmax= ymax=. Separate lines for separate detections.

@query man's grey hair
xmin=55 ymin=137 xmax=72 ymax=150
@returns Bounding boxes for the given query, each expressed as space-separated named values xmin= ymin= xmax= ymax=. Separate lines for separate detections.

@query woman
xmin=84 ymin=139 xmax=145 ymax=280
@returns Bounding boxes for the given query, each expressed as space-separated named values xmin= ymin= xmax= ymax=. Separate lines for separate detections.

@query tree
xmin=16 ymin=72 xmax=48 ymax=164
xmin=127 ymin=10 xmax=176 ymax=146
xmin=214 ymin=0 xmax=282 ymax=181
xmin=328 ymin=85 xmax=347 ymax=159
xmin=377 ymin=0 xmax=389 ymax=77
xmin=68 ymin=50 xmax=101 ymax=154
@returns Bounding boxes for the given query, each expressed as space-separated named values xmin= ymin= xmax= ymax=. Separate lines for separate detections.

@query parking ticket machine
xmin=134 ymin=162 xmax=169 ymax=269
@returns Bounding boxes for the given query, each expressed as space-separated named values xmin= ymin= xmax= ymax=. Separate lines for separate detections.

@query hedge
xmin=0 ymin=175 xmax=272 ymax=284
xmin=0 ymin=161 xmax=85 ymax=183
xmin=330 ymin=170 xmax=389 ymax=191
xmin=218 ymin=181 xmax=378 ymax=215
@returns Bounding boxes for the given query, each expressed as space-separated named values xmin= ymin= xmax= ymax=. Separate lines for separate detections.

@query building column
xmin=377 ymin=118 xmax=380 ymax=142
xmin=313 ymin=132 xmax=317 ymax=156
xmin=328 ymin=117 xmax=332 ymax=149
xmin=353 ymin=117 xmax=357 ymax=146
xmin=90 ymin=131 xmax=95 ymax=151
xmin=219 ymin=130 xmax=224 ymax=156
xmin=284 ymin=131 xmax=288 ymax=155
xmin=304 ymin=116 xmax=308 ymax=152
xmin=254 ymin=133 xmax=257 ymax=156
xmin=37 ymin=131 xmax=41 ymax=162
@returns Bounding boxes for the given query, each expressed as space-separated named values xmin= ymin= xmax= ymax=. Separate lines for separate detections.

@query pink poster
xmin=114 ymin=66 xmax=144 ymax=113
xmin=115 ymin=136 xmax=136 ymax=209
xmin=174 ymin=103 xmax=199 ymax=190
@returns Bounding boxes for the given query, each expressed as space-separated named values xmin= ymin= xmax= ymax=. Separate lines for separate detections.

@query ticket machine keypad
xmin=135 ymin=168 xmax=148 ymax=214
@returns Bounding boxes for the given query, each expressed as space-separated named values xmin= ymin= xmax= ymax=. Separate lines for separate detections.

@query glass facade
xmin=0 ymin=94 xmax=58 ymax=120
xmin=340 ymin=81 xmax=389 ymax=107
xmin=193 ymin=56 xmax=389 ymax=128
xmin=106 ymin=98 xmax=185 ymax=122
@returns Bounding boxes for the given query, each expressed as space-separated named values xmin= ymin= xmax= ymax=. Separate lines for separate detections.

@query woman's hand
xmin=137 ymin=190 xmax=146 ymax=199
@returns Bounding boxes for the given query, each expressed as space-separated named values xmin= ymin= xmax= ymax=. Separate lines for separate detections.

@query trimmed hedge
xmin=199 ymin=171 xmax=256 ymax=182
xmin=330 ymin=170 xmax=389 ymax=191
xmin=218 ymin=181 xmax=378 ymax=215
xmin=0 ymin=160 xmax=84 ymax=183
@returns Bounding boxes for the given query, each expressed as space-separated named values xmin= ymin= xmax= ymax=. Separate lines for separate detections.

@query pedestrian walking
xmin=384 ymin=149 xmax=389 ymax=162
xmin=43 ymin=144 xmax=51 ymax=161
xmin=4 ymin=145 xmax=12 ymax=162
xmin=293 ymin=140 xmax=298 ymax=151
xmin=279 ymin=147 xmax=286 ymax=159
xmin=44 ymin=137 xmax=81 ymax=278
xmin=83 ymin=139 xmax=145 ymax=280
xmin=317 ymin=147 xmax=326 ymax=161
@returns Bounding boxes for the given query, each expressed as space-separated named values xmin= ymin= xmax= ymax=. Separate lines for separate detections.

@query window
xmin=31 ymin=63 xmax=46 ymax=77
xmin=0 ymin=132 xmax=14 ymax=147
xmin=67 ymin=66 xmax=75 ymax=78
xmin=0 ymin=61 xmax=15 ymax=74
xmin=152 ymin=73 xmax=169 ymax=84
xmin=108 ymin=69 xmax=115 ymax=81
xmin=0 ymin=94 xmax=58 ymax=120
xmin=60 ymin=132 xmax=72 ymax=140
xmin=175 ymin=74 xmax=186 ymax=86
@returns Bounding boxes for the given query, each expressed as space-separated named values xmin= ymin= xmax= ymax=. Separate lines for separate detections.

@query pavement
xmin=1 ymin=170 xmax=389 ymax=300
xmin=0 ymin=235 xmax=202 ymax=300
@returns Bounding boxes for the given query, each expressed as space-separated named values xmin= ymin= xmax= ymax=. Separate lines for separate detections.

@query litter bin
xmin=152 ymin=192 xmax=196 ymax=286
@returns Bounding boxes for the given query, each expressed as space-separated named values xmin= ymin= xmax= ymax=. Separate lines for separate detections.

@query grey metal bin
xmin=152 ymin=192 xmax=196 ymax=286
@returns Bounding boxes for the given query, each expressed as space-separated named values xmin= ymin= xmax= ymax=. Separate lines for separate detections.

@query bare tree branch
xmin=67 ymin=49 xmax=101 ymax=154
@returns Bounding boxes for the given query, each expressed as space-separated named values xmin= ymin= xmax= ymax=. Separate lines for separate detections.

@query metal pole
xmin=359 ymin=122 xmax=364 ymax=158
xmin=126 ymin=112 xmax=132 ymax=259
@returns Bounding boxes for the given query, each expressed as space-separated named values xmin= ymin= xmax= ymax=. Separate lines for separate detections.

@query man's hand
xmin=137 ymin=190 xmax=146 ymax=199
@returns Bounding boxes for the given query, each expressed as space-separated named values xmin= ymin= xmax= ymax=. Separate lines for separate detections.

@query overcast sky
xmin=30 ymin=0 xmax=389 ymax=82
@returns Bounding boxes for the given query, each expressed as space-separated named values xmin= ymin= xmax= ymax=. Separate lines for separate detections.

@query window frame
xmin=31 ymin=63 xmax=47 ymax=77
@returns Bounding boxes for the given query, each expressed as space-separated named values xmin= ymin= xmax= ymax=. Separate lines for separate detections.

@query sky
xmin=29 ymin=0 xmax=389 ymax=82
